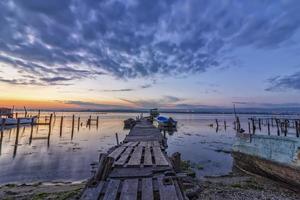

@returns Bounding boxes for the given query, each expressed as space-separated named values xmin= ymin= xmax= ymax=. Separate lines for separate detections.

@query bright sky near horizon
xmin=0 ymin=0 xmax=300 ymax=110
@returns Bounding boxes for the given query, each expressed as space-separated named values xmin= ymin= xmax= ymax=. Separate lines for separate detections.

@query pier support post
xmin=115 ymin=133 xmax=119 ymax=145
xmin=268 ymin=122 xmax=270 ymax=135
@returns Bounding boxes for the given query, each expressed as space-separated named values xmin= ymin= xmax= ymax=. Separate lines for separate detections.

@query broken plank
xmin=114 ymin=147 xmax=133 ymax=166
xmin=127 ymin=146 xmax=143 ymax=166
xmin=103 ymin=179 xmax=121 ymax=200
xmin=120 ymin=179 xmax=138 ymax=200
xmin=108 ymin=146 xmax=126 ymax=160
xmin=142 ymin=178 xmax=153 ymax=200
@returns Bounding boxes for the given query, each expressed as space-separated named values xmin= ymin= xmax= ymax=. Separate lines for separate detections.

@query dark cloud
xmin=266 ymin=71 xmax=300 ymax=91
xmin=0 ymin=0 xmax=300 ymax=84
xmin=102 ymin=88 xmax=134 ymax=92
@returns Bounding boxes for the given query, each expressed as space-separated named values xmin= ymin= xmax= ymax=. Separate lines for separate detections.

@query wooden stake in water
xmin=248 ymin=122 xmax=251 ymax=134
xmin=268 ymin=122 xmax=270 ymax=135
xmin=13 ymin=118 xmax=21 ymax=158
xmin=71 ymin=115 xmax=75 ymax=140
xmin=96 ymin=116 xmax=99 ymax=128
xmin=77 ymin=117 xmax=80 ymax=131
xmin=60 ymin=116 xmax=64 ymax=137
xmin=115 ymin=133 xmax=119 ymax=145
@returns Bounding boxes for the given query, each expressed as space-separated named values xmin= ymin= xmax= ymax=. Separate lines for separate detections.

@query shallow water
xmin=0 ymin=112 xmax=298 ymax=184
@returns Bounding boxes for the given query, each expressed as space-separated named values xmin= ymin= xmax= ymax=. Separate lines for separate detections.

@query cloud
xmin=120 ymin=95 xmax=183 ymax=108
xmin=0 ymin=0 xmax=299 ymax=84
xmin=233 ymin=101 xmax=300 ymax=108
xmin=102 ymin=88 xmax=134 ymax=92
xmin=60 ymin=100 xmax=129 ymax=109
xmin=266 ymin=71 xmax=300 ymax=91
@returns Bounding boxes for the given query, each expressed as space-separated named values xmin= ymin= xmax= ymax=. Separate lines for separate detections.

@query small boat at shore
xmin=0 ymin=117 xmax=38 ymax=126
xmin=232 ymin=132 xmax=300 ymax=189
xmin=155 ymin=116 xmax=177 ymax=128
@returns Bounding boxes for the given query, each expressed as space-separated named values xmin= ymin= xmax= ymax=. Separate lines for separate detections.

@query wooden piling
xmin=60 ymin=116 xmax=64 ymax=137
xmin=96 ymin=116 xmax=99 ymax=128
xmin=276 ymin=119 xmax=280 ymax=136
xmin=13 ymin=118 xmax=21 ymax=157
xmin=215 ymin=119 xmax=219 ymax=128
xmin=258 ymin=118 xmax=261 ymax=131
xmin=268 ymin=122 xmax=270 ymax=135
xmin=77 ymin=117 xmax=80 ymax=130
xmin=29 ymin=117 xmax=34 ymax=145
xmin=115 ymin=133 xmax=119 ymax=145
xmin=48 ymin=114 xmax=53 ymax=135
xmin=224 ymin=121 xmax=227 ymax=130
xmin=248 ymin=122 xmax=251 ymax=134
xmin=296 ymin=121 xmax=299 ymax=138
xmin=71 ymin=115 xmax=75 ymax=140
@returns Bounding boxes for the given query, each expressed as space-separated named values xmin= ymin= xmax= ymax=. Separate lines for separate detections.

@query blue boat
xmin=155 ymin=116 xmax=177 ymax=128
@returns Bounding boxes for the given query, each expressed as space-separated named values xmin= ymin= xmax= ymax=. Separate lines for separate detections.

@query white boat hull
xmin=0 ymin=117 xmax=37 ymax=125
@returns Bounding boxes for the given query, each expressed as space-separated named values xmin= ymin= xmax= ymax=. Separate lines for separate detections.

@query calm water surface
xmin=0 ymin=112 xmax=298 ymax=184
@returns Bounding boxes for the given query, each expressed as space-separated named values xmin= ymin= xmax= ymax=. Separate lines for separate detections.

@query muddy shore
xmin=1 ymin=172 xmax=299 ymax=200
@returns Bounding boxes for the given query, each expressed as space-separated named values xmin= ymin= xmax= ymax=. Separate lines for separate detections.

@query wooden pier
xmin=81 ymin=118 xmax=186 ymax=200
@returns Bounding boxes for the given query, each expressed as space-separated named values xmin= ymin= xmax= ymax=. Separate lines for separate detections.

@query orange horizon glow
xmin=0 ymin=98 xmax=135 ymax=110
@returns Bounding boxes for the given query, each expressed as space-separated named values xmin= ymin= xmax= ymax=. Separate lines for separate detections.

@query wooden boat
xmin=0 ymin=116 xmax=38 ymax=125
xmin=232 ymin=133 xmax=300 ymax=189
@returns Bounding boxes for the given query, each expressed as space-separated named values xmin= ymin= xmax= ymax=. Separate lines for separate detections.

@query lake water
xmin=0 ymin=112 xmax=298 ymax=184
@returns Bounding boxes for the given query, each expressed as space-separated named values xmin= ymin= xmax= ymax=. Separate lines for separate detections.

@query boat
xmin=155 ymin=116 xmax=177 ymax=128
xmin=150 ymin=108 xmax=160 ymax=118
xmin=0 ymin=116 xmax=38 ymax=125
xmin=232 ymin=132 xmax=300 ymax=189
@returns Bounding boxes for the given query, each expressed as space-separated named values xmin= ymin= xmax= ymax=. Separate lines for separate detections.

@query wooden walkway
xmin=81 ymin=119 xmax=186 ymax=200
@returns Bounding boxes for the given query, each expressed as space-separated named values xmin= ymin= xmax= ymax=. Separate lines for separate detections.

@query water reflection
xmin=0 ymin=112 xmax=298 ymax=184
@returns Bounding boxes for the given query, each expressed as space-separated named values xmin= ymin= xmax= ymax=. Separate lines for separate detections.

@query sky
xmin=0 ymin=0 xmax=300 ymax=110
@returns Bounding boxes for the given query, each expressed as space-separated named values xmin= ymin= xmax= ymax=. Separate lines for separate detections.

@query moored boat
xmin=0 ymin=116 xmax=38 ymax=125
xmin=155 ymin=116 xmax=177 ymax=128
xmin=232 ymin=132 xmax=300 ymax=189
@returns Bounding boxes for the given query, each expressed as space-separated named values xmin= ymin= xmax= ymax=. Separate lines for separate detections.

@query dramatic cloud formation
xmin=1 ymin=0 xmax=300 ymax=85
xmin=266 ymin=71 xmax=300 ymax=91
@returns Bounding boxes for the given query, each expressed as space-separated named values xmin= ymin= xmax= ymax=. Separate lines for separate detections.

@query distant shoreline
xmin=13 ymin=109 xmax=300 ymax=115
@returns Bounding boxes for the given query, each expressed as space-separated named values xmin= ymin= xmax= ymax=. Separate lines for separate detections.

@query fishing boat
xmin=1 ymin=116 xmax=38 ymax=125
xmin=155 ymin=116 xmax=177 ymax=128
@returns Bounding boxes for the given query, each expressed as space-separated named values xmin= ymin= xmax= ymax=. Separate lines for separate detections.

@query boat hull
xmin=232 ymin=151 xmax=300 ymax=189
xmin=1 ymin=117 xmax=38 ymax=125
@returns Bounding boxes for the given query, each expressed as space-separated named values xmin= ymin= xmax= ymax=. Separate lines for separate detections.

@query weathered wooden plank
xmin=120 ymin=179 xmax=138 ymax=200
xmin=127 ymin=146 xmax=143 ymax=166
xmin=153 ymin=147 xmax=169 ymax=166
xmin=142 ymin=178 xmax=153 ymax=200
xmin=147 ymin=141 xmax=153 ymax=148
xmin=139 ymin=141 xmax=147 ymax=147
xmin=80 ymin=181 xmax=104 ymax=200
xmin=153 ymin=141 xmax=160 ymax=147
xmin=115 ymin=147 xmax=133 ymax=166
xmin=123 ymin=142 xmax=134 ymax=146
xmin=143 ymin=147 xmax=153 ymax=166
xmin=103 ymin=179 xmax=121 ymax=200
xmin=157 ymin=177 xmax=179 ymax=200
xmin=108 ymin=146 xmax=126 ymax=160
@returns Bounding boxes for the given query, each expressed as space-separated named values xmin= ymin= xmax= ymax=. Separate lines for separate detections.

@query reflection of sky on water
xmin=0 ymin=112 xmax=299 ymax=184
